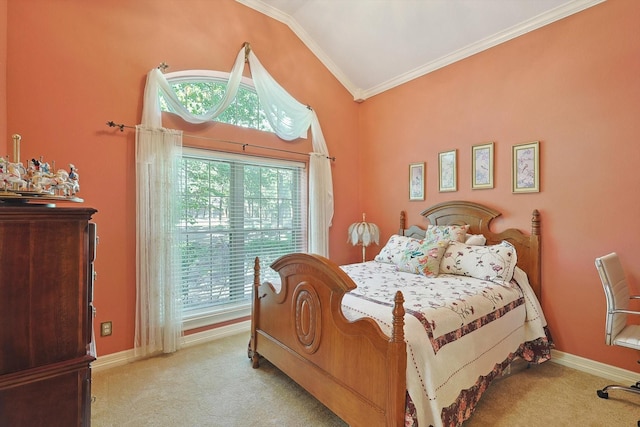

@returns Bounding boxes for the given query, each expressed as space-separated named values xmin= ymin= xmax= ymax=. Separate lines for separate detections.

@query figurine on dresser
xmin=0 ymin=157 xmax=27 ymax=190
xmin=1 ymin=134 xmax=83 ymax=203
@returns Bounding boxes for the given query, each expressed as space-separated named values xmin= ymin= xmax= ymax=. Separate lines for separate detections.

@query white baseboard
xmin=91 ymin=320 xmax=250 ymax=373
xmin=92 ymin=325 xmax=637 ymax=387
xmin=550 ymin=349 xmax=638 ymax=385
xmin=91 ymin=347 xmax=136 ymax=373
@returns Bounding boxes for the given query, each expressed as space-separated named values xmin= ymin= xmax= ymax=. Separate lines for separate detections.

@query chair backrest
xmin=595 ymin=252 xmax=631 ymax=346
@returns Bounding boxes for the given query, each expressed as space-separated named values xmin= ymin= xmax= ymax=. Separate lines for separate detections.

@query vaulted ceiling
xmin=237 ymin=0 xmax=604 ymax=101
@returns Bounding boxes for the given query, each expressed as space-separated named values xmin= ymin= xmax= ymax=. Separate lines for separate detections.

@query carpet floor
xmin=91 ymin=332 xmax=640 ymax=426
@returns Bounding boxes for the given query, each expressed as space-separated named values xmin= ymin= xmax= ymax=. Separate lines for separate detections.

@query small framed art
xmin=512 ymin=141 xmax=540 ymax=193
xmin=438 ymin=149 xmax=457 ymax=192
xmin=409 ymin=162 xmax=425 ymax=201
xmin=472 ymin=142 xmax=494 ymax=190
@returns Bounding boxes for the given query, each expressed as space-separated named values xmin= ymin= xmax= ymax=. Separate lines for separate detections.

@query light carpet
xmin=91 ymin=332 xmax=640 ymax=426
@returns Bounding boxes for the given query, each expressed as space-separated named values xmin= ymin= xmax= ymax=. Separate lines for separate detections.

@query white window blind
xmin=177 ymin=148 xmax=307 ymax=328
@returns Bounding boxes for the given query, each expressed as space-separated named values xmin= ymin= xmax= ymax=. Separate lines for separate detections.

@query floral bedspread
xmin=340 ymin=261 xmax=551 ymax=427
xmin=342 ymin=261 xmax=525 ymax=354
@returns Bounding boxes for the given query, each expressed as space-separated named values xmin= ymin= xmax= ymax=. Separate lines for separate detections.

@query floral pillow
xmin=374 ymin=234 xmax=420 ymax=265
xmin=425 ymin=224 xmax=470 ymax=244
xmin=439 ymin=240 xmax=518 ymax=283
xmin=395 ymin=239 xmax=450 ymax=277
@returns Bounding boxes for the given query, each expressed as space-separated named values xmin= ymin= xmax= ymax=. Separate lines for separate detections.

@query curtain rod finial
xmin=243 ymin=42 xmax=251 ymax=62
xmin=106 ymin=121 xmax=125 ymax=132
xmin=157 ymin=62 xmax=169 ymax=72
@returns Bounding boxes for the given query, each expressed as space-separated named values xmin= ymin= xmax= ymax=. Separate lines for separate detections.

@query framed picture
xmin=512 ymin=141 xmax=540 ymax=193
xmin=409 ymin=162 xmax=425 ymax=201
xmin=438 ymin=149 xmax=457 ymax=192
xmin=472 ymin=142 xmax=494 ymax=189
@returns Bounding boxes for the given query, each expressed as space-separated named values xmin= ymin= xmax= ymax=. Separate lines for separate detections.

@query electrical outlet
xmin=100 ymin=321 xmax=112 ymax=337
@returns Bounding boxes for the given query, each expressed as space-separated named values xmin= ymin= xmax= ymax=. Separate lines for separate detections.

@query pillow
xmin=374 ymin=234 xmax=420 ymax=265
xmin=439 ymin=240 xmax=518 ymax=283
xmin=465 ymin=234 xmax=487 ymax=246
xmin=425 ymin=224 xmax=469 ymax=244
xmin=394 ymin=239 xmax=449 ymax=277
xmin=375 ymin=226 xmax=468 ymax=265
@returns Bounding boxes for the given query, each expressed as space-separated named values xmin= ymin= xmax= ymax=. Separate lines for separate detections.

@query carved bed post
xmin=530 ymin=209 xmax=541 ymax=301
xmin=531 ymin=209 xmax=540 ymax=235
xmin=390 ymin=291 xmax=405 ymax=344
xmin=250 ymin=257 xmax=261 ymax=368
xmin=387 ymin=291 xmax=406 ymax=426
xmin=399 ymin=211 xmax=406 ymax=235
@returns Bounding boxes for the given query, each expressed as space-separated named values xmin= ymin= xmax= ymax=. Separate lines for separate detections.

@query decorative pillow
xmin=374 ymin=235 xmax=420 ymax=265
xmin=394 ymin=239 xmax=450 ymax=277
xmin=439 ymin=240 xmax=518 ymax=283
xmin=425 ymin=224 xmax=469 ymax=244
xmin=465 ymin=234 xmax=487 ymax=246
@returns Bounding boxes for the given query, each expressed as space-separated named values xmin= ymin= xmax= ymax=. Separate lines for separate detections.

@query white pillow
xmin=465 ymin=234 xmax=487 ymax=245
xmin=439 ymin=240 xmax=518 ymax=283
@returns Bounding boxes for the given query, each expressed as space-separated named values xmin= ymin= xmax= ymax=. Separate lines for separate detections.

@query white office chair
xmin=594 ymin=252 xmax=640 ymax=418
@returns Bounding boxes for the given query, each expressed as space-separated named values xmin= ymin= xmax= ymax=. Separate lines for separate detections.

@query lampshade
xmin=347 ymin=213 xmax=380 ymax=263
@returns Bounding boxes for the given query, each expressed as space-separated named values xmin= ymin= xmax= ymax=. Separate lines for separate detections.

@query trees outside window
xmin=160 ymin=71 xmax=273 ymax=132
xmin=161 ymin=72 xmax=307 ymax=329
xmin=177 ymin=150 xmax=306 ymax=328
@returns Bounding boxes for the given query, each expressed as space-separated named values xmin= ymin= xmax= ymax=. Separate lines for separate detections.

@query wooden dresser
xmin=0 ymin=206 xmax=97 ymax=427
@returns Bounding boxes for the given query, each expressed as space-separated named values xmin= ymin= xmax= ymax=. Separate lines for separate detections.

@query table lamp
xmin=348 ymin=213 xmax=380 ymax=263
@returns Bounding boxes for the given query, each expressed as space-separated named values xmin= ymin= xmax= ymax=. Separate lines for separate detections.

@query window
xmin=177 ymin=148 xmax=307 ymax=329
xmin=160 ymin=70 xmax=274 ymax=132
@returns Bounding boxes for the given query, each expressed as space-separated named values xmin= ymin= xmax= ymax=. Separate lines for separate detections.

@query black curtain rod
xmin=106 ymin=121 xmax=335 ymax=161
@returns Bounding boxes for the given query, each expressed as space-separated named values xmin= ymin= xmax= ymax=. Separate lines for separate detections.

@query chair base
xmin=596 ymin=381 xmax=640 ymax=399
xmin=597 ymin=381 xmax=640 ymax=427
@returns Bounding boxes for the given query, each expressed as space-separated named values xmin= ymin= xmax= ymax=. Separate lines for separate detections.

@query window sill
xmin=182 ymin=303 xmax=251 ymax=331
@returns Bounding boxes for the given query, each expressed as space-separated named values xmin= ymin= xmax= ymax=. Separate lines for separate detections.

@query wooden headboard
xmin=400 ymin=200 xmax=541 ymax=300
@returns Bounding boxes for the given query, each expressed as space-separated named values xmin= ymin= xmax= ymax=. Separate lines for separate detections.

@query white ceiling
xmin=237 ymin=0 xmax=604 ymax=101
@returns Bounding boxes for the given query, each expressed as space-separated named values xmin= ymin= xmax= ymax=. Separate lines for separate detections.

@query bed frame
xmin=249 ymin=201 xmax=541 ymax=427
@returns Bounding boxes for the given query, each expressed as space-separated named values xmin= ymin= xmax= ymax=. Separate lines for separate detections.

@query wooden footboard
xmin=250 ymin=254 xmax=406 ymax=427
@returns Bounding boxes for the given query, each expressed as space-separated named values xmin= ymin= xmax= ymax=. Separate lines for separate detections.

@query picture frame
xmin=409 ymin=162 xmax=425 ymax=201
xmin=472 ymin=142 xmax=494 ymax=190
xmin=438 ymin=149 xmax=457 ymax=192
xmin=512 ymin=141 xmax=540 ymax=193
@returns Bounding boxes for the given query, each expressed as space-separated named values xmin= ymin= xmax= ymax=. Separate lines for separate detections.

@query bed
xmin=249 ymin=200 xmax=551 ymax=426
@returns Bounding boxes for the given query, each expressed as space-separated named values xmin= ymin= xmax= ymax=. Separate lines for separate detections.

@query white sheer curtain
xmin=246 ymin=49 xmax=333 ymax=256
xmin=141 ymin=48 xmax=245 ymax=126
xmin=135 ymin=44 xmax=334 ymax=356
xmin=134 ymin=126 xmax=182 ymax=356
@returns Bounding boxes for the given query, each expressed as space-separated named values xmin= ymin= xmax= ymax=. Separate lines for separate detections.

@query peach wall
xmin=360 ymin=0 xmax=640 ymax=372
xmin=5 ymin=0 xmax=360 ymax=356
xmin=0 ymin=0 xmax=6 ymax=140
xmin=4 ymin=0 xmax=639 ymax=376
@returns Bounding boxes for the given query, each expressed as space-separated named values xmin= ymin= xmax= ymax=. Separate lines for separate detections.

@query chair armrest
xmin=613 ymin=308 xmax=640 ymax=316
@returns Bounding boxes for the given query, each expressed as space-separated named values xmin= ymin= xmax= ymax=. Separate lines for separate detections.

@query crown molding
xmin=360 ymin=0 xmax=606 ymax=100
xmin=235 ymin=0 xmax=358 ymax=96
xmin=237 ymin=0 xmax=605 ymax=102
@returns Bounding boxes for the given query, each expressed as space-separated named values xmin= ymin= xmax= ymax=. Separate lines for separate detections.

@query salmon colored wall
xmin=4 ymin=0 xmax=360 ymax=356
xmin=0 ymin=0 xmax=6 ymax=141
xmin=4 ymin=0 xmax=638 ymax=376
xmin=360 ymin=0 xmax=640 ymax=372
